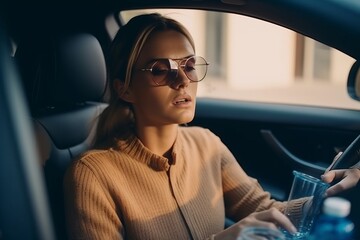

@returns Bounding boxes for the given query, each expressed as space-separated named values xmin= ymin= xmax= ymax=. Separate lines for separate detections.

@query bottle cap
xmin=323 ymin=197 xmax=351 ymax=217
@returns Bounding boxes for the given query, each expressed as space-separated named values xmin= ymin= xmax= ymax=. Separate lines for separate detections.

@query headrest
xmin=15 ymin=33 xmax=106 ymax=114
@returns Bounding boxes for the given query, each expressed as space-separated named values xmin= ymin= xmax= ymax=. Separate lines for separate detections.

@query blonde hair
xmin=93 ymin=13 xmax=195 ymax=148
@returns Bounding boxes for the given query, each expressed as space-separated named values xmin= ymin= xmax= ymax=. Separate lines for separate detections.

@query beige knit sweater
xmin=64 ymin=126 xmax=298 ymax=240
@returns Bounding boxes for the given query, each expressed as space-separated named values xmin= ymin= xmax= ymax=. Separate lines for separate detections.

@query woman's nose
xmin=174 ymin=67 xmax=190 ymax=89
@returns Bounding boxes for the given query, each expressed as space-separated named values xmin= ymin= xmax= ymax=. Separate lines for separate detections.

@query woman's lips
xmin=173 ymin=94 xmax=192 ymax=105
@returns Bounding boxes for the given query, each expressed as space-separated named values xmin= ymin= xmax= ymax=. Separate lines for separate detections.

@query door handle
xmin=261 ymin=129 xmax=326 ymax=177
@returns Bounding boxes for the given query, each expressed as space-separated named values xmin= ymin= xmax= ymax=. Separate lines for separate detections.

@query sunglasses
xmin=137 ymin=56 xmax=209 ymax=86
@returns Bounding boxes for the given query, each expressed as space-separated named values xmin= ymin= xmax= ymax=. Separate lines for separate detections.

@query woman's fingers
xmin=214 ymin=208 xmax=297 ymax=240
xmin=321 ymin=170 xmax=341 ymax=183
xmin=247 ymin=208 xmax=297 ymax=234
xmin=322 ymin=168 xmax=360 ymax=196
xmin=259 ymin=208 xmax=297 ymax=234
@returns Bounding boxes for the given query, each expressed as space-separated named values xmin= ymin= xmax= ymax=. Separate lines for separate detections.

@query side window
xmin=118 ymin=9 xmax=357 ymax=110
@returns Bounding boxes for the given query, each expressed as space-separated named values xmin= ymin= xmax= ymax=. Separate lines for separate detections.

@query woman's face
xmin=127 ymin=30 xmax=198 ymax=128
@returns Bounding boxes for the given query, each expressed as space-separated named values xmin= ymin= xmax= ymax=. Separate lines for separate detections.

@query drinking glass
xmin=282 ymin=171 xmax=329 ymax=239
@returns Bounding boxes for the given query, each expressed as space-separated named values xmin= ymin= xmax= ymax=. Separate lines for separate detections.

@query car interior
xmin=14 ymin=33 xmax=108 ymax=239
xmin=0 ymin=24 xmax=55 ymax=240
xmin=1 ymin=1 xmax=360 ymax=239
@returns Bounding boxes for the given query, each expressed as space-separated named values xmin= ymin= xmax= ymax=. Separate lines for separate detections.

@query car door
xmin=191 ymin=97 xmax=360 ymax=226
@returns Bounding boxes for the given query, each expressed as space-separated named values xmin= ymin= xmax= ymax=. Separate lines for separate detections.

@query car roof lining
xmin=2 ymin=0 xmax=360 ymax=59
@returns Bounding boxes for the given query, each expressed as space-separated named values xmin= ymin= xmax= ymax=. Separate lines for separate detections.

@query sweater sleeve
xmin=218 ymin=141 xmax=287 ymax=221
xmin=63 ymin=159 xmax=124 ymax=240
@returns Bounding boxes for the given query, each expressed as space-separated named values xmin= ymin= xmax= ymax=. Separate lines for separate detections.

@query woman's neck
xmin=135 ymin=124 xmax=178 ymax=157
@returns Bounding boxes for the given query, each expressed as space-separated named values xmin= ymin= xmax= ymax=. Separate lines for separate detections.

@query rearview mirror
xmin=347 ymin=60 xmax=360 ymax=101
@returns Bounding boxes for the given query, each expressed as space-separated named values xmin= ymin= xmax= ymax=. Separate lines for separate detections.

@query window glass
xmin=119 ymin=9 xmax=358 ymax=110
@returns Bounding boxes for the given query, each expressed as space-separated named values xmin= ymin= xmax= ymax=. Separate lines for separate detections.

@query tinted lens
xmin=151 ymin=59 xmax=177 ymax=85
xmin=183 ymin=56 xmax=208 ymax=82
xmin=149 ymin=57 xmax=208 ymax=85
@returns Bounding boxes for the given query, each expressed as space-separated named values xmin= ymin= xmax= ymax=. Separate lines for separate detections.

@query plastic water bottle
xmin=310 ymin=197 xmax=354 ymax=240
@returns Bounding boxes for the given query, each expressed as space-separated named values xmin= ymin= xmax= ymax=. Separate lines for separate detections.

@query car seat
xmin=15 ymin=33 xmax=107 ymax=240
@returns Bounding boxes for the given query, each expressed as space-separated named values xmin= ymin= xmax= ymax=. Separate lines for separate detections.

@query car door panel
xmin=192 ymin=98 xmax=360 ymax=183
xmin=191 ymin=97 xmax=360 ymax=234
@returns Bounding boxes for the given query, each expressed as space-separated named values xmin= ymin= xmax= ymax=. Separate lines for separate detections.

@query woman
xmin=64 ymin=13 xmax=360 ymax=240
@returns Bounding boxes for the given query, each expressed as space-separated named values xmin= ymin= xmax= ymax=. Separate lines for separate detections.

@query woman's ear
xmin=113 ymin=79 xmax=134 ymax=103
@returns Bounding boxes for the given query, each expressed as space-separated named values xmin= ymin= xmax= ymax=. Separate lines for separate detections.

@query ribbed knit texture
xmin=64 ymin=126 xmax=299 ymax=240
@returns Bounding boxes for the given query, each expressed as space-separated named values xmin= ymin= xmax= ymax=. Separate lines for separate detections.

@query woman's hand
xmin=213 ymin=208 xmax=297 ymax=240
xmin=321 ymin=152 xmax=360 ymax=196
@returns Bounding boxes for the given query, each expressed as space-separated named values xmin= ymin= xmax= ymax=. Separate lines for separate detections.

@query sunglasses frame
xmin=138 ymin=56 xmax=209 ymax=86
